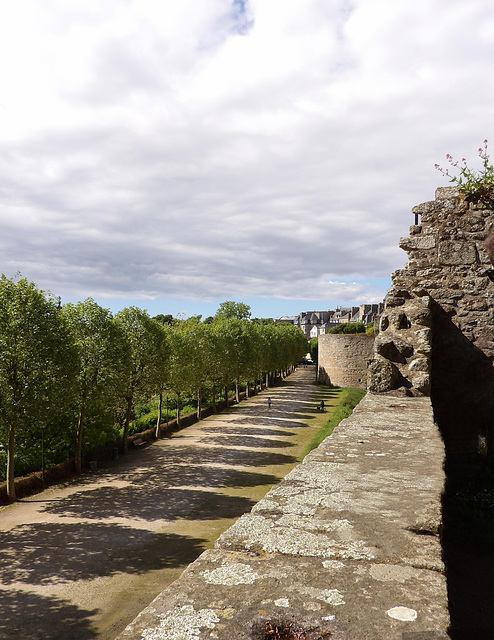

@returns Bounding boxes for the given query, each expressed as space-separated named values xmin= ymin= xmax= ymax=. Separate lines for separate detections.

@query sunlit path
xmin=0 ymin=367 xmax=338 ymax=640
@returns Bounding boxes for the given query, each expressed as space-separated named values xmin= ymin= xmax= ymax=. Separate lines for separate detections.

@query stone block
xmin=367 ymin=356 xmax=401 ymax=393
xmin=412 ymin=201 xmax=435 ymax=215
xmin=400 ymin=235 xmax=436 ymax=251
xmin=437 ymin=240 xmax=477 ymax=265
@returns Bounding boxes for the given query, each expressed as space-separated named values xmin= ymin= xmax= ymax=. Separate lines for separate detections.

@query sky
xmin=1 ymin=0 xmax=493 ymax=320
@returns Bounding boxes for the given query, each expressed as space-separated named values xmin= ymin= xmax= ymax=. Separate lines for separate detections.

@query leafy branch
xmin=435 ymin=139 xmax=494 ymax=200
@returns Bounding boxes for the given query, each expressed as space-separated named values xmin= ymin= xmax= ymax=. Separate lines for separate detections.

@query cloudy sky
xmin=1 ymin=0 xmax=493 ymax=319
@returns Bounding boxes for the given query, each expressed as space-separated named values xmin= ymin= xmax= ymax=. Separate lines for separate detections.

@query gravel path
xmin=0 ymin=368 xmax=337 ymax=640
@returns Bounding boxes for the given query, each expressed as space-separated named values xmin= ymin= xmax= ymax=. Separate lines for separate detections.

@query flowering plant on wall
xmin=435 ymin=140 xmax=494 ymax=200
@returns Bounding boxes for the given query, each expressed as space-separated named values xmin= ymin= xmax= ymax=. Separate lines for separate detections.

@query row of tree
xmin=0 ymin=276 xmax=308 ymax=501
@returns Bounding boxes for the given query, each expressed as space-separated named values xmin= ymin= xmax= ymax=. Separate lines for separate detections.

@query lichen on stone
xmin=141 ymin=604 xmax=219 ymax=640
xmin=274 ymin=598 xmax=290 ymax=607
xmin=201 ymin=562 xmax=258 ymax=585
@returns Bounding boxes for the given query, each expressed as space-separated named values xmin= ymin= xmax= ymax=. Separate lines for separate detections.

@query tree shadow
xmin=0 ymin=589 xmax=98 ymax=640
xmin=42 ymin=486 xmax=256 ymax=522
xmin=152 ymin=445 xmax=298 ymax=468
xmin=223 ymin=415 xmax=310 ymax=428
xmin=0 ymin=522 xmax=207 ymax=584
xmin=431 ymin=303 xmax=494 ymax=638
xmin=201 ymin=425 xmax=296 ymax=437
xmin=204 ymin=435 xmax=295 ymax=449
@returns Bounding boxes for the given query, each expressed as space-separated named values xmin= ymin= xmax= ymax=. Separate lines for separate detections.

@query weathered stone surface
xmin=412 ymin=200 xmax=435 ymax=215
xmin=367 ymin=355 xmax=401 ymax=392
xmin=318 ymin=334 xmax=374 ymax=389
xmin=408 ymin=357 xmax=430 ymax=372
xmin=374 ymin=334 xmax=414 ymax=361
xmin=400 ymin=235 xmax=436 ymax=251
xmin=117 ymin=394 xmax=448 ymax=640
xmin=437 ymin=240 xmax=477 ymax=265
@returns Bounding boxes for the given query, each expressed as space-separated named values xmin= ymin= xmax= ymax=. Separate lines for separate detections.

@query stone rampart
xmin=318 ymin=333 xmax=374 ymax=389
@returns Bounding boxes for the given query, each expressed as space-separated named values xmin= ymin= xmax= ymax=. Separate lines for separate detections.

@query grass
xmin=302 ymin=387 xmax=366 ymax=457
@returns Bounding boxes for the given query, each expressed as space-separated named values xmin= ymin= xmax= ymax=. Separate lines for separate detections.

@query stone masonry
xmin=368 ymin=186 xmax=494 ymax=398
xmin=318 ymin=334 xmax=374 ymax=389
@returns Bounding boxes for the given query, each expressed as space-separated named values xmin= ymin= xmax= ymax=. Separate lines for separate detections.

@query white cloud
xmin=0 ymin=0 xmax=493 ymax=316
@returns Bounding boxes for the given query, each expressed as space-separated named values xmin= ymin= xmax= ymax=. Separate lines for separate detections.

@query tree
xmin=0 ymin=276 xmax=78 ymax=501
xmin=115 ymin=308 xmax=164 ymax=453
xmin=164 ymin=325 xmax=190 ymax=426
xmin=61 ymin=299 xmax=129 ymax=474
xmin=213 ymin=317 xmax=254 ymax=403
xmin=153 ymin=313 xmax=176 ymax=326
xmin=215 ymin=301 xmax=251 ymax=321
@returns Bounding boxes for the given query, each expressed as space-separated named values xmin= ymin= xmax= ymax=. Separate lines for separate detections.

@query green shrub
xmin=302 ymin=387 xmax=366 ymax=457
xmin=328 ymin=322 xmax=366 ymax=334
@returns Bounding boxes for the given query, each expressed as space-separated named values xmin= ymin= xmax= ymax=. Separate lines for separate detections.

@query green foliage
xmin=302 ymin=387 xmax=366 ymax=457
xmin=435 ymin=140 xmax=494 ymax=200
xmin=0 ymin=282 xmax=309 ymax=487
xmin=215 ymin=300 xmax=251 ymax=321
xmin=309 ymin=337 xmax=318 ymax=364
xmin=153 ymin=313 xmax=176 ymax=326
xmin=129 ymin=403 xmax=195 ymax=434
xmin=365 ymin=321 xmax=374 ymax=336
xmin=115 ymin=308 xmax=167 ymax=450
xmin=62 ymin=298 xmax=130 ymax=473
xmin=0 ymin=275 xmax=79 ymax=499
xmin=328 ymin=322 xmax=366 ymax=334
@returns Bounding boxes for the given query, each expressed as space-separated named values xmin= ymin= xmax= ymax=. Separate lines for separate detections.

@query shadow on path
xmin=43 ymin=487 xmax=255 ymax=522
xmin=0 ymin=589 xmax=99 ymax=640
xmin=0 ymin=522 xmax=206 ymax=584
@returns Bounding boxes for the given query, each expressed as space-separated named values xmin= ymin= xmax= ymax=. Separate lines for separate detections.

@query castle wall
xmin=318 ymin=333 xmax=374 ymax=388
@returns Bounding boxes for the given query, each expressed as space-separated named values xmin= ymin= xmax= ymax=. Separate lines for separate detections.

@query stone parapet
xmin=117 ymin=394 xmax=448 ymax=640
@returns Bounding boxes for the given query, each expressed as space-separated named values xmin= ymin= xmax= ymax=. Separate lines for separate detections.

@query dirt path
xmin=0 ymin=369 xmax=340 ymax=640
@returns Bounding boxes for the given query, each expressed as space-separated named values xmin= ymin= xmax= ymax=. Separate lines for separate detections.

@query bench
xmin=131 ymin=437 xmax=146 ymax=448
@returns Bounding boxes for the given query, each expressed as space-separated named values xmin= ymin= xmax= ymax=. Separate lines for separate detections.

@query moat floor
xmin=0 ymin=368 xmax=334 ymax=640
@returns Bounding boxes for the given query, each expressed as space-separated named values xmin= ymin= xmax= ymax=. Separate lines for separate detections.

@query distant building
xmin=277 ymin=302 xmax=384 ymax=339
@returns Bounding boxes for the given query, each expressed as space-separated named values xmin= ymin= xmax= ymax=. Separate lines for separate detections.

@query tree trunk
xmin=196 ymin=388 xmax=202 ymax=420
xmin=155 ymin=391 xmax=163 ymax=439
xmin=265 ymin=372 xmax=269 ymax=388
xmin=246 ymin=382 xmax=250 ymax=399
xmin=176 ymin=396 xmax=181 ymax=426
xmin=235 ymin=380 xmax=240 ymax=403
xmin=123 ymin=395 xmax=133 ymax=454
xmin=6 ymin=418 xmax=17 ymax=502
xmin=212 ymin=385 xmax=217 ymax=413
xmin=75 ymin=402 xmax=86 ymax=474
xmin=224 ymin=385 xmax=229 ymax=407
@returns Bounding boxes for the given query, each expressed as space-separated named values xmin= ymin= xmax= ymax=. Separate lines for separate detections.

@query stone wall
xmin=368 ymin=186 xmax=494 ymax=481
xmin=318 ymin=333 xmax=374 ymax=389
xmin=368 ymin=186 xmax=494 ymax=395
